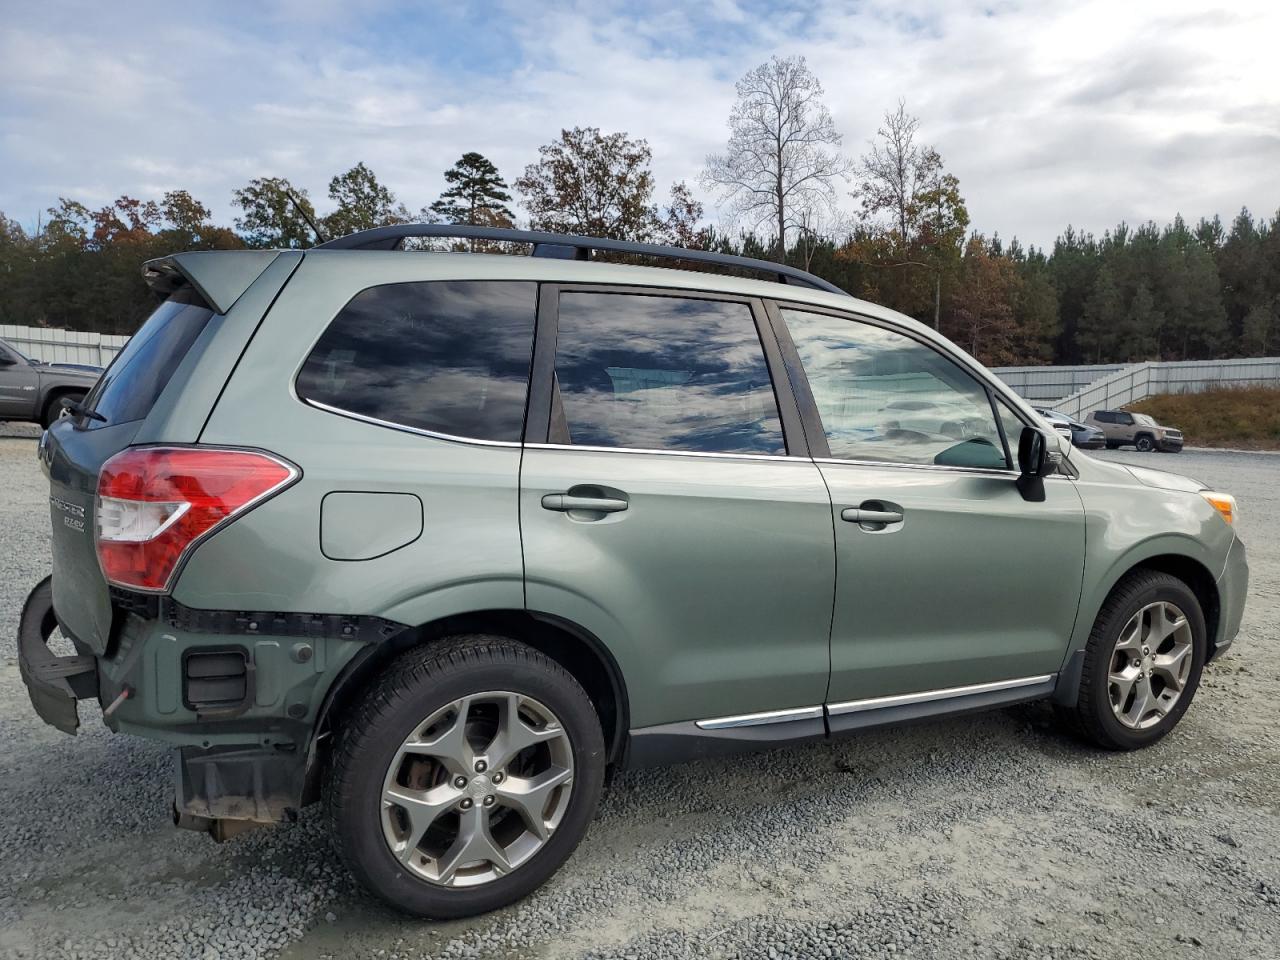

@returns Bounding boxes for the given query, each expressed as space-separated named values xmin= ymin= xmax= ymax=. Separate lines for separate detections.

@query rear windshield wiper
xmin=63 ymin=398 xmax=106 ymax=423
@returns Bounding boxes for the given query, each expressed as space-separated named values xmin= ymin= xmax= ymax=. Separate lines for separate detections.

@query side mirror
xmin=1016 ymin=426 xmax=1053 ymax=502
xmin=0 ymin=353 xmax=15 ymax=366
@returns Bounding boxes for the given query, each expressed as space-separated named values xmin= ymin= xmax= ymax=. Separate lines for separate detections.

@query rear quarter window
xmin=84 ymin=287 xmax=214 ymax=427
xmin=295 ymin=280 xmax=537 ymax=443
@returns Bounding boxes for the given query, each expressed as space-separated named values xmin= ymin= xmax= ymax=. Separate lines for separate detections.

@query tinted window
xmin=781 ymin=308 xmax=1010 ymax=469
xmin=553 ymin=293 xmax=784 ymax=455
xmin=297 ymin=281 xmax=536 ymax=442
xmin=85 ymin=288 xmax=214 ymax=427
xmin=1091 ymin=411 xmax=1112 ymax=423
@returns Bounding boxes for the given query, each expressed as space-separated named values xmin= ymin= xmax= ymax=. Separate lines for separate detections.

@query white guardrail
xmin=1 ymin=324 xmax=128 ymax=368
xmin=994 ymin=357 xmax=1280 ymax=419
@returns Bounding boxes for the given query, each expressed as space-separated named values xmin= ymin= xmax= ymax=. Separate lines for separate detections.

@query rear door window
xmin=296 ymin=280 xmax=536 ymax=442
xmin=84 ymin=287 xmax=214 ymax=427
xmin=551 ymin=292 xmax=785 ymax=455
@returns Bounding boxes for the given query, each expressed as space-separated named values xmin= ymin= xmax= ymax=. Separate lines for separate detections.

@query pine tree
xmin=429 ymin=152 xmax=515 ymax=230
xmin=1241 ymin=300 xmax=1277 ymax=355
xmin=1079 ymin=265 xmax=1124 ymax=362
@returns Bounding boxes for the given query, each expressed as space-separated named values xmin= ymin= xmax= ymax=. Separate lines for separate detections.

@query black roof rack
xmin=314 ymin=224 xmax=848 ymax=296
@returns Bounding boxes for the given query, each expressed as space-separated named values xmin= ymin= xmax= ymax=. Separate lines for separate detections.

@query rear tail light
xmin=96 ymin=446 xmax=299 ymax=592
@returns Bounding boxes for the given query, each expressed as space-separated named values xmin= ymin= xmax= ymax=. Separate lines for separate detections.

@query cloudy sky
xmin=2 ymin=0 xmax=1277 ymax=249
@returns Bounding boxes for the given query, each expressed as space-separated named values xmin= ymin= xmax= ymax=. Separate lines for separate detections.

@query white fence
xmin=0 ymin=324 xmax=128 ymax=368
xmin=1001 ymin=357 xmax=1280 ymax=420
xmin=989 ymin=363 xmax=1127 ymax=402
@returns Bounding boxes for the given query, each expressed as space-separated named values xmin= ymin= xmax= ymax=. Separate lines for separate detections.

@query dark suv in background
xmin=0 ymin=336 xmax=102 ymax=428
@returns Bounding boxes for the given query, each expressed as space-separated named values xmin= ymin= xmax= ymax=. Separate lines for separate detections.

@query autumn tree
xmin=90 ymin=195 xmax=161 ymax=246
xmin=517 ymin=127 xmax=658 ymax=240
xmin=944 ymin=235 xmax=1020 ymax=364
xmin=232 ymin=177 xmax=320 ymax=248
xmin=659 ymin=182 xmax=707 ymax=249
xmin=702 ymin=56 xmax=851 ymax=259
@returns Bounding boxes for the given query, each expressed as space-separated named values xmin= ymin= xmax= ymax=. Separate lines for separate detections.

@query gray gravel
xmin=1 ymin=431 xmax=1278 ymax=960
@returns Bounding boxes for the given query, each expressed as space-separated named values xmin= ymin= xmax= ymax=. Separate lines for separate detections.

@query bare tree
xmin=850 ymin=101 xmax=969 ymax=327
xmin=792 ymin=199 xmax=853 ymax=272
xmin=702 ymin=55 xmax=851 ymax=260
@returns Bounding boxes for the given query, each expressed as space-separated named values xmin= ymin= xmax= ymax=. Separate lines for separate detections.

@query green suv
xmin=18 ymin=226 xmax=1248 ymax=918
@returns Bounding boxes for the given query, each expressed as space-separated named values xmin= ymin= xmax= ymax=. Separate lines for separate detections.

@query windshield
xmin=82 ymin=287 xmax=214 ymax=427
xmin=1133 ymin=413 xmax=1157 ymax=426
xmin=2 ymin=339 xmax=33 ymax=362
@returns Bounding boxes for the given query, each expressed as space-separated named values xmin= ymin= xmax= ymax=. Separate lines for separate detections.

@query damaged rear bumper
xmin=18 ymin=575 xmax=405 ymax=838
xmin=17 ymin=577 xmax=98 ymax=735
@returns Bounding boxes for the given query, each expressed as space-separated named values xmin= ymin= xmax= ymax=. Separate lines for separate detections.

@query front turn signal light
xmin=1200 ymin=491 xmax=1237 ymax=526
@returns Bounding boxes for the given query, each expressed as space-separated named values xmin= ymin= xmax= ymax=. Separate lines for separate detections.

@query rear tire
xmin=41 ymin=392 xmax=83 ymax=429
xmin=1059 ymin=570 xmax=1206 ymax=750
xmin=325 ymin=635 xmax=605 ymax=918
xmin=1105 ymin=440 xmax=1120 ymax=450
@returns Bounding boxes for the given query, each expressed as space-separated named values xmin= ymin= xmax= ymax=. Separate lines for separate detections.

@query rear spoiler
xmin=142 ymin=251 xmax=282 ymax=315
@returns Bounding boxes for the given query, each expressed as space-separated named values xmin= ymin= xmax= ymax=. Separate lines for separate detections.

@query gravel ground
xmin=1 ymin=425 xmax=1277 ymax=960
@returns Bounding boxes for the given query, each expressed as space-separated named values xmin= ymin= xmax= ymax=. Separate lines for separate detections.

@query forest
xmin=1 ymin=58 xmax=1277 ymax=368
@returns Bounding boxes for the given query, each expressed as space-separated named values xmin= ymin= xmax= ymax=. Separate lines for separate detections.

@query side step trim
xmin=827 ymin=674 xmax=1056 ymax=717
xmin=695 ymin=705 xmax=824 ymax=730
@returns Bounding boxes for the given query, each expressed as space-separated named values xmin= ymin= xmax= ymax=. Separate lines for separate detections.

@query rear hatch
xmin=43 ymin=288 xmax=215 ymax=653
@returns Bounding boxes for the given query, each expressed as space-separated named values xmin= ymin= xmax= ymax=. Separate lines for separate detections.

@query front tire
xmin=1135 ymin=434 xmax=1155 ymax=452
xmin=41 ymin=392 xmax=83 ymax=429
xmin=326 ymin=636 xmax=605 ymax=918
xmin=1061 ymin=570 xmax=1206 ymax=750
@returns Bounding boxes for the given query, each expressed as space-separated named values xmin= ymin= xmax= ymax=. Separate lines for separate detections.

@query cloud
xmin=0 ymin=0 xmax=1277 ymax=248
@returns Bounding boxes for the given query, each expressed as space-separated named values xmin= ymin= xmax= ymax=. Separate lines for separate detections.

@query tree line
xmin=1 ymin=55 xmax=1277 ymax=365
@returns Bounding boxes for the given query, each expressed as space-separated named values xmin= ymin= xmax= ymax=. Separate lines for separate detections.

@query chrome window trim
xmin=301 ymin=398 xmax=523 ymax=449
xmin=525 ymin=442 xmax=806 ymax=463
xmin=812 ymin=456 xmax=1015 ymax=477
xmin=825 ymin=674 xmax=1055 ymax=716
xmin=813 ymin=456 xmax=1073 ymax=481
xmin=695 ymin=705 xmax=824 ymax=730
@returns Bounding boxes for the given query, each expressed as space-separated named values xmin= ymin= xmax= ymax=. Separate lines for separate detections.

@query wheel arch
xmin=40 ymin=385 xmax=86 ymax=423
xmin=311 ymin=608 xmax=630 ymax=777
xmin=1056 ymin=549 xmax=1222 ymax=706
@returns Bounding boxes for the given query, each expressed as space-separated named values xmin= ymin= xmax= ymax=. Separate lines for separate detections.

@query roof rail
xmin=313 ymin=224 xmax=848 ymax=296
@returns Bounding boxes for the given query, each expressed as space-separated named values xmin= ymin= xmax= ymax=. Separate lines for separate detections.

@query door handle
xmin=840 ymin=507 xmax=903 ymax=525
xmin=541 ymin=493 xmax=629 ymax=513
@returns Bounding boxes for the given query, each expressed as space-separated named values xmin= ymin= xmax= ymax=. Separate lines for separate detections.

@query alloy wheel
xmin=1107 ymin=601 xmax=1194 ymax=729
xmin=380 ymin=691 xmax=574 ymax=887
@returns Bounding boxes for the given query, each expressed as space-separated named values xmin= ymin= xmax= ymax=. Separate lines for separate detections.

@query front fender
xmin=1067 ymin=476 xmax=1234 ymax=659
